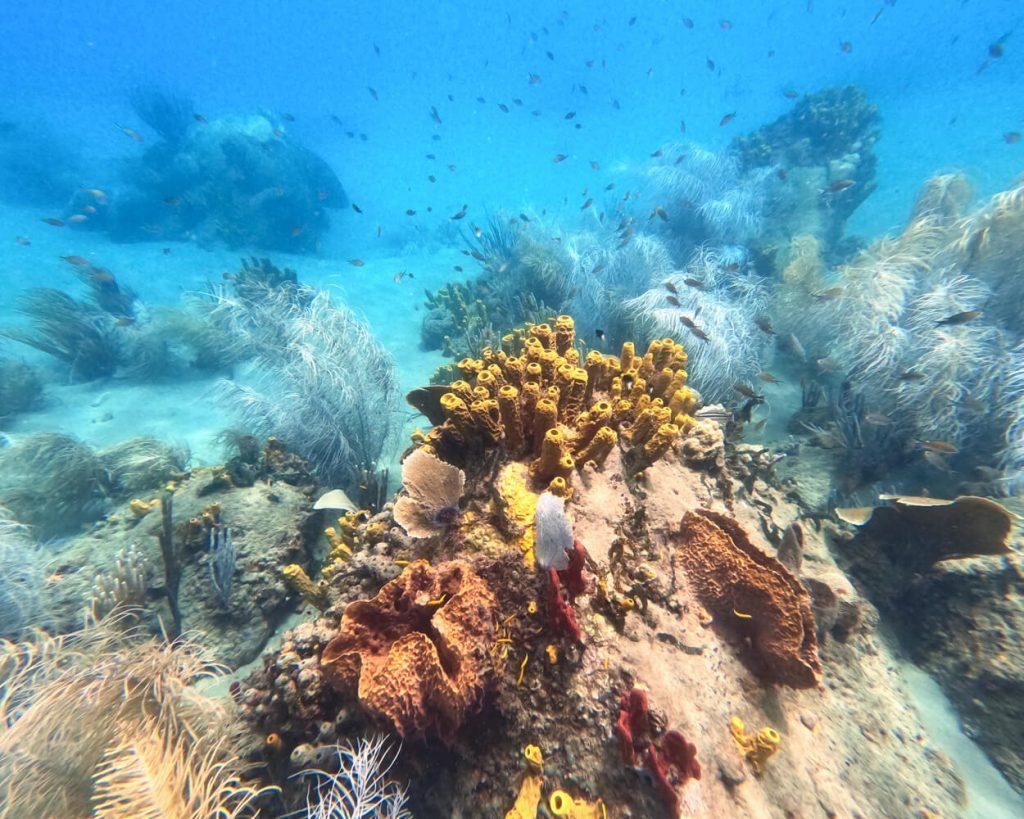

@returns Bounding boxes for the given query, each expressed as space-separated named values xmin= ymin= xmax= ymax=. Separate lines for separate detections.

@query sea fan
xmin=294 ymin=736 xmax=412 ymax=819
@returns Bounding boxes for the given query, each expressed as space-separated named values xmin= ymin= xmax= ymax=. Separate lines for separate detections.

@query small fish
xmin=352 ymin=203 xmax=363 ymax=214
xmin=595 ymin=329 xmax=605 ymax=340
xmin=612 ymin=99 xmax=621 ymax=110
xmin=816 ymin=357 xmax=839 ymax=373
xmin=546 ymin=50 xmax=554 ymax=61
xmin=564 ymin=111 xmax=576 ymax=120
xmin=529 ymin=73 xmax=542 ymax=84
xmin=782 ymin=333 xmax=806 ymax=361
xmin=512 ymin=98 xmax=523 ymax=106
xmin=162 ymin=247 xmax=171 ymax=255
xmin=679 ymin=315 xmax=697 ymax=330
xmin=826 ymin=179 xmax=857 ymax=194
xmin=193 ymin=113 xmax=208 ymax=124
xmin=349 ymin=259 xmax=365 ymax=267
xmin=752 ymin=418 xmax=767 ymax=432
xmin=935 ymin=310 xmax=982 ymax=327
xmin=290 ymin=225 xmax=304 ymax=236
xmin=60 ymin=255 xmax=90 ymax=266
xmin=663 ymin=280 xmax=678 ymax=294
xmin=898 ymin=369 xmax=926 ymax=381
xmin=839 ymin=41 xmax=853 ymax=54
xmin=405 ymin=209 xmax=417 ymax=216
xmin=163 ymin=196 xmax=180 ymax=206
xmin=733 ymin=383 xmax=763 ymax=400
xmin=706 ymin=58 xmax=715 ymax=71
xmin=374 ymin=43 xmax=380 ymax=56
xmin=650 ymin=148 xmax=663 ymax=158
xmin=368 ymin=87 xmax=379 ymax=101
xmin=84 ymin=188 xmax=108 ymax=202
xmin=1004 ymin=132 xmax=1021 ymax=144
xmin=592 ymin=262 xmax=606 ymax=274
xmin=783 ymin=89 xmax=799 ymax=99
xmin=757 ymin=371 xmax=780 ymax=384
xmin=666 ymin=295 xmax=680 ymax=306
xmin=448 ymin=164 xmax=457 ymax=172
xmin=67 ymin=214 xmax=87 ymax=224
xmin=813 ymin=287 xmax=844 ymax=300
xmin=589 ymin=161 xmax=601 ymax=171
xmin=917 ymin=439 xmax=959 ymax=454
xmin=680 ymin=119 xmax=686 ymax=133
xmin=519 ymin=213 xmax=531 ymax=223
xmin=719 ymin=112 xmax=736 ymax=126
xmin=476 ymin=96 xmax=486 ymax=103
xmin=683 ymin=17 xmax=694 ymax=29
xmin=755 ymin=317 xmax=776 ymax=335
xmin=116 ymin=124 xmax=144 ymax=142
xmin=405 ymin=385 xmax=451 ymax=426
xmin=430 ymin=106 xmax=442 ymax=125
xmin=15 ymin=236 xmax=30 ymax=246
xmin=864 ymin=412 xmax=892 ymax=426
xmin=683 ymin=277 xmax=705 ymax=290
xmin=622 ymin=374 xmax=635 ymax=393
xmin=498 ymin=103 xmax=510 ymax=113
xmin=689 ymin=326 xmax=711 ymax=343
xmin=871 ymin=8 xmax=884 ymax=25
xmin=449 ymin=205 xmax=468 ymax=220
xmin=553 ymin=154 xmax=568 ymax=163
xmin=393 ymin=271 xmax=414 ymax=283
xmin=82 ymin=205 xmax=97 ymax=214
xmin=41 ymin=217 xmax=64 ymax=227
xmin=581 ymin=198 xmax=593 ymax=210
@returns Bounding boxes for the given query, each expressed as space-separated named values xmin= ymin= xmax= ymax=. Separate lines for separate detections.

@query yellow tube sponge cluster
xmin=418 ymin=316 xmax=694 ymax=481
xmin=730 ymin=715 xmax=781 ymax=775
xmin=282 ymin=564 xmax=328 ymax=611
xmin=505 ymin=745 xmax=545 ymax=819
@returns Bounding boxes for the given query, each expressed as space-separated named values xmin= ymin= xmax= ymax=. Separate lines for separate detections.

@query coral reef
xmin=0 ymin=618 xmax=274 ymax=817
xmin=98 ymin=436 xmax=189 ymax=497
xmin=107 ymin=105 xmax=347 ymax=252
xmin=320 ymin=560 xmax=500 ymax=740
xmin=215 ymin=278 xmax=399 ymax=505
xmin=0 ymin=507 xmax=45 ymax=639
xmin=392 ymin=447 xmax=465 ymax=539
xmin=673 ymin=510 xmax=822 ymax=687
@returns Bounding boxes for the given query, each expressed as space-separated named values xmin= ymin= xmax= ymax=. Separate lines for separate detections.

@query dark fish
xmin=719 ymin=112 xmax=736 ymax=126
xmin=162 ymin=247 xmax=171 ymax=254
xmin=41 ymin=217 xmax=64 ymax=227
xmin=374 ymin=43 xmax=380 ymax=56
xmin=405 ymin=209 xmax=416 ymax=216
xmin=679 ymin=315 xmax=697 ymax=330
xmin=720 ymin=20 xmax=732 ymax=30
xmin=1005 ymin=132 xmax=1021 ymax=144
xmin=783 ymin=89 xmax=799 ymax=99
xmin=682 ymin=18 xmax=694 ymax=29
xmin=406 ymin=385 xmax=451 ymax=426
xmin=448 ymin=164 xmax=457 ymax=172
xmin=650 ymin=148 xmax=664 ymax=158
xmin=935 ymin=310 xmax=982 ymax=327
xmin=427 ymin=175 xmax=436 ymax=183
xmin=349 ymin=259 xmax=365 ymax=267
xmin=622 ymin=374 xmax=635 ymax=393
xmin=368 ymin=87 xmax=379 ymax=101
xmin=426 ymin=153 xmax=436 ymax=160
xmin=193 ymin=113 xmax=207 ymax=123
xmin=513 ymin=98 xmax=523 ymax=106
xmin=629 ymin=16 xmax=636 ymax=25
xmin=393 ymin=271 xmax=414 ymax=283
xmin=666 ymin=295 xmax=680 ymax=306
xmin=683 ymin=277 xmax=705 ymax=290
xmin=546 ymin=50 xmax=555 ymax=60
xmin=352 ymin=203 xmax=363 ymax=214
xmin=863 ymin=412 xmax=891 ymax=426
xmin=581 ymin=198 xmax=593 ymax=210
xmin=898 ymin=370 xmax=926 ymax=381
xmin=757 ymin=371 xmax=780 ymax=384
xmin=871 ymin=8 xmax=884 ymax=25
xmin=449 ymin=205 xmax=468 ymax=220
xmin=430 ymin=106 xmax=442 ymax=125
xmin=706 ymin=58 xmax=715 ymax=71
xmin=663 ymin=280 xmax=678 ymax=294
xmin=60 ymin=255 xmax=90 ymax=266
xmin=612 ymin=99 xmax=621 ymax=110
xmin=281 ymin=113 xmax=295 ymax=122
xmin=476 ymin=96 xmax=486 ymax=103
xmin=689 ymin=326 xmax=710 ymax=342
xmin=755 ymin=317 xmax=776 ymax=335
xmin=15 ymin=236 xmax=30 ymax=246
xmin=923 ymin=450 xmax=952 ymax=471
xmin=813 ymin=287 xmax=844 ymax=301
xmin=733 ymin=383 xmax=764 ymax=400
xmin=592 ymin=262 xmax=606 ymax=274
xmin=595 ymin=329 xmax=605 ymax=340
xmin=553 ymin=154 xmax=568 ymax=163
xmin=827 ymin=179 xmax=857 ymax=193
xmin=529 ymin=73 xmax=542 ymax=84
xmin=604 ymin=182 xmax=615 ymax=191
xmin=917 ymin=439 xmax=959 ymax=454
xmin=519 ymin=213 xmax=531 ymax=223
xmin=565 ymin=111 xmax=576 ymax=120
xmin=163 ymin=196 xmax=180 ymax=206
xmin=840 ymin=41 xmax=853 ymax=53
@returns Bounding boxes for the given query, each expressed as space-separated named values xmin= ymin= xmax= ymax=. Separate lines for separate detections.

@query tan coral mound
xmin=674 ymin=510 xmax=822 ymax=688
xmin=320 ymin=559 xmax=499 ymax=739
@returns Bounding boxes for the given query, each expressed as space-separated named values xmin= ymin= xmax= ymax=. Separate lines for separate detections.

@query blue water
xmin=2 ymin=1 xmax=1024 ymax=815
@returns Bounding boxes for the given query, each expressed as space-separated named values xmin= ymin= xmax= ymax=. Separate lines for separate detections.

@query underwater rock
xmin=320 ymin=559 xmax=500 ymax=740
xmin=903 ymin=551 xmax=1024 ymax=792
xmin=674 ymin=509 xmax=822 ymax=687
xmin=0 ymin=358 xmax=43 ymax=420
xmin=44 ymin=463 xmax=315 ymax=667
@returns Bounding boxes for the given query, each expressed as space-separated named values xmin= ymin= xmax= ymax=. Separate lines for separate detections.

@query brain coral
xmin=674 ymin=510 xmax=821 ymax=688
xmin=320 ymin=559 xmax=499 ymax=739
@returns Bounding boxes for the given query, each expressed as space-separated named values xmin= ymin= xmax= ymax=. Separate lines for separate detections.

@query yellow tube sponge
xmin=730 ymin=716 xmax=781 ymax=775
xmin=498 ymin=385 xmax=525 ymax=453
xmin=505 ymin=745 xmax=545 ymax=819
xmin=282 ymin=564 xmax=328 ymax=611
xmin=531 ymin=427 xmax=570 ymax=484
xmin=642 ymin=422 xmax=679 ymax=462
xmin=576 ymin=426 xmax=617 ymax=468
xmin=554 ymin=315 xmax=575 ymax=354
xmin=619 ymin=341 xmax=635 ymax=372
xmin=549 ymin=790 xmax=606 ymax=819
xmin=532 ymin=399 xmax=558 ymax=454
